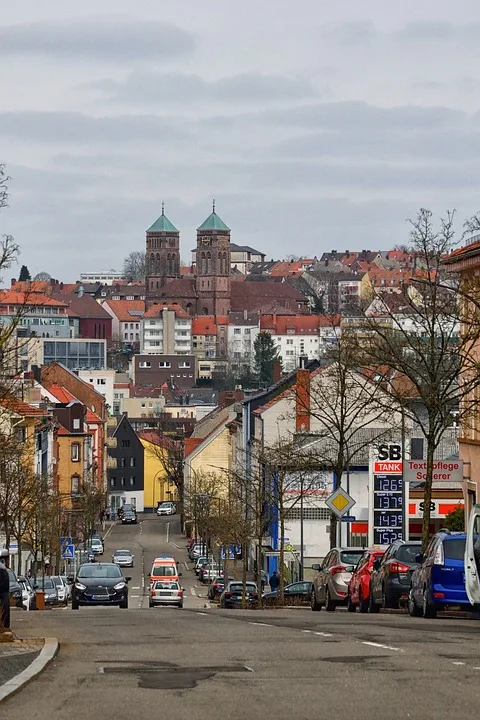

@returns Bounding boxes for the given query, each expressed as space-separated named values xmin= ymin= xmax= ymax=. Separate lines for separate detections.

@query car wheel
xmin=359 ymin=588 xmax=369 ymax=614
xmin=408 ymin=589 xmax=422 ymax=617
xmin=119 ymin=599 xmax=128 ymax=609
xmin=381 ymin=585 xmax=391 ymax=610
xmin=368 ymin=585 xmax=379 ymax=613
xmin=311 ymin=588 xmax=322 ymax=612
xmin=325 ymin=587 xmax=336 ymax=612
xmin=422 ymin=589 xmax=437 ymax=619
xmin=178 ymin=603 xmax=183 ymax=609
xmin=72 ymin=600 xmax=79 ymax=610
xmin=347 ymin=593 xmax=356 ymax=612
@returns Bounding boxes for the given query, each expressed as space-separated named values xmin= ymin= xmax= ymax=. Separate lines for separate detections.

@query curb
xmin=0 ymin=638 xmax=59 ymax=704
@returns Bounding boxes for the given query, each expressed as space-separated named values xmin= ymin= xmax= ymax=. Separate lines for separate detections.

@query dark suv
xmin=370 ymin=539 xmax=421 ymax=610
xmin=409 ymin=530 xmax=471 ymax=618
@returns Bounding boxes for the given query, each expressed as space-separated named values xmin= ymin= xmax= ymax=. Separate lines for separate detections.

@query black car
xmin=219 ymin=581 xmax=259 ymax=609
xmin=370 ymin=539 xmax=421 ymax=610
xmin=122 ymin=509 xmax=137 ymax=525
xmin=263 ymin=581 xmax=312 ymax=606
xmin=7 ymin=569 xmax=23 ymax=608
xmin=70 ymin=563 xmax=130 ymax=609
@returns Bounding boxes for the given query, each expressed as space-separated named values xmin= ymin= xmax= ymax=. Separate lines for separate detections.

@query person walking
xmin=269 ymin=570 xmax=280 ymax=592
xmin=0 ymin=549 xmax=10 ymax=630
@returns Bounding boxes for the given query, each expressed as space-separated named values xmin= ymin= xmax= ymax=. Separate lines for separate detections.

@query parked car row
xmin=311 ymin=531 xmax=473 ymax=619
xmin=8 ymin=568 xmax=72 ymax=609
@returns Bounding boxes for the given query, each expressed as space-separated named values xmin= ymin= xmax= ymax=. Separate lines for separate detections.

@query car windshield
xmin=51 ymin=576 xmax=63 ymax=586
xmin=160 ymin=503 xmax=172 ymax=508
xmin=7 ymin=569 xmax=17 ymax=582
xmin=40 ymin=578 xmax=55 ymax=589
xmin=341 ymin=551 xmax=364 ymax=566
xmin=78 ymin=565 xmax=122 ymax=579
xmin=115 ymin=551 xmax=131 ymax=556
xmin=397 ymin=545 xmax=422 ymax=563
xmin=154 ymin=582 xmax=179 ymax=589
xmin=443 ymin=538 xmax=466 ymax=560
xmin=213 ymin=577 xmax=224 ymax=584
xmin=152 ymin=566 xmax=176 ymax=577
xmin=230 ymin=583 xmax=257 ymax=592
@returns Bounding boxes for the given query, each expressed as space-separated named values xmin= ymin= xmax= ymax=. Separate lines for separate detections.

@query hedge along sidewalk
xmin=0 ymin=638 xmax=58 ymax=703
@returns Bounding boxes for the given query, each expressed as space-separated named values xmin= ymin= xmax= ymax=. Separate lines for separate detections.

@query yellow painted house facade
xmin=140 ymin=433 xmax=178 ymax=512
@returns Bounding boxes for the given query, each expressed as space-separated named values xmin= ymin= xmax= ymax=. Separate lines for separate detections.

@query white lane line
xmin=452 ymin=661 xmax=465 ymax=666
xmin=131 ymin=595 xmax=140 ymax=598
xmin=249 ymin=622 xmax=272 ymax=627
xmin=170 ymin=542 xmax=181 ymax=549
xmin=361 ymin=641 xmax=402 ymax=652
xmin=244 ymin=666 xmax=254 ymax=673
xmin=184 ymin=562 xmax=189 ymax=571
xmin=132 ymin=586 xmax=141 ymax=590
xmin=166 ymin=522 xmax=170 ymax=543
xmin=302 ymin=629 xmax=312 ymax=634
xmin=314 ymin=632 xmax=333 ymax=637
xmin=190 ymin=588 xmax=196 ymax=596
xmin=472 ymin=666 xmax=480 ymax=670
xmin=197 ymin=612 xmax=209 ymax=616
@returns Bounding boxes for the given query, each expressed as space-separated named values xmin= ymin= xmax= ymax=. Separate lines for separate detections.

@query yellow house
xmin=139 ymin=432 xmax=178 ymax=512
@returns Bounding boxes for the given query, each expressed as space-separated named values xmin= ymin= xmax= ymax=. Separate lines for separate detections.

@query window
xmin=130 ymin=457 xmax=136 ymax=467
xmin=286 ymin=350 xmax=294 ymax=356
xmin=121 ymin=440 xmax=130 ymax=448
xmin=179 ymin=362 xmax=191 ymax=368
xmin=139 ymin=361 xmax=151 ymax=368
xmin=121 ymin=477 xmax=126 ymax=486
xmin=286 ymin=339 xmax=293 ymax=345
xmin=244 ymin=328 xmax=251 ymax=335
xmin=71 ymin=475 xmax=80 ymax=494
xmin=129 ymin=477 xmax=135 ymax=486
xmin=159 ymin=361 xmax=171 ymax=368
xmin=110 ymin=478 xmax=115 ymax=487
xmin=234 ymin=328 xmax=241 ymax=335
xmin=71 ymin=443 xmax=80 ymax=462
xmin=73 ymin=418 xmax=80 ymax=430
xmin=97 ymin=378 xmax=106 ymax=385
xmin=121 ymin=458 xmax=126 ymax=468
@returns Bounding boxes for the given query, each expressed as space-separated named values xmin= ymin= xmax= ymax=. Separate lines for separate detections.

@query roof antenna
xmin=161 ymin=201 xmax=165 ymax=215
xmin=212 ymin=198 xmax=216 ymax=214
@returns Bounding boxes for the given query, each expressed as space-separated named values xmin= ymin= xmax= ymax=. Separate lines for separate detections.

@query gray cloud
xmin=395 ymin=22 xmax=480 ymax=43
xmin=0 ymin=18 xmax=196 ymax=62
xmin=90 ymin=70 xmax=318 ymax=105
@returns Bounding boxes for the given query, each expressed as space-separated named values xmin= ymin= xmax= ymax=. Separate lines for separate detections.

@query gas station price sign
xmin=371 ymin=443 xmax=404 ymax=545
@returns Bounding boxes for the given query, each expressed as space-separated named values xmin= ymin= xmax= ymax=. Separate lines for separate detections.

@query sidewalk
xmin=0 ymin=637 xmax=42 ymax=688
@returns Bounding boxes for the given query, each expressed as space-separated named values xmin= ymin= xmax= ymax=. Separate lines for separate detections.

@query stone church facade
xmin=145 ymin=203 xmax=231 ymax=317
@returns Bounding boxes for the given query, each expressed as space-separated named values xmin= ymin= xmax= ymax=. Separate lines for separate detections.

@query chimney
xmin=273 ymin=360 xmax=282 ymax=384
xmin=295 ymin=367 xmax=310 ymax=433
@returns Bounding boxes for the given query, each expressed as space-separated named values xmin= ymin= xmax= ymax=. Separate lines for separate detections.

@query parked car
xmin=208 ymin=576 xmax=226 ymax=601
xmin=199 ymin=563 xmax=223 ymax=584
xmin=18 ymin=577 xmax=35 ymax=610
xmin=311 ymin=547 xmax=364 ymax=611
xmin=370 ymin=539 xmax=421 ymax=611
xmin=112 ymin=549 xmax=135 ymax=567
xmin=157 ymin=502 xmax=176 ymax=516
xmin=87 ymin=537 xmax=104 ymax=555
xmin=51 ymin=575 xmax=68 ymax=605
xmin=409 ymin=531 xmax=471 ymax=618
xmin=7 ymin=568 xmax=23 ymax=608
xmin=61 ymin=575 xmax=72 ymax=601
xmin=149 ymin=580 xmax=183 ymax=608
xmin=194 ymin=557 xmax=209 ymax=576
xmin=263 ymin=581 xmax=312 ymax=606
xmin=70 ymin=563 xmax=130 ymax=609
xmin=347 ymin=548 xmax=386 ymax=613
xmin=35 ymin=577 xmax=59 ymax=606
xmin=219 ymin=581 xmax=259 ymax=609
xmin=189 ymin=544 xmax=207 ymax=561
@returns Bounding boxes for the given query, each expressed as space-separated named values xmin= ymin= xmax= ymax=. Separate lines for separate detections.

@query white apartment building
xmin=79 ymin=270 xmax=125 ymax=285
xmin=141 ymin=304 xmax=192 ymax=355
xmin=228 ymin=311 xmax=260 ymax=374
xmin=260 ymin=314 xmax=340 ymax=373
xmin=78 ymin=369 xmax=116 ymax=413
xmin=100 ymin=300 xmax=145 ymax=344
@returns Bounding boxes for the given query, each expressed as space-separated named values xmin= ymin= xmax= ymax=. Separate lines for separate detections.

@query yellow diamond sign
xmin=325 ymin=487 xmax=355 ymax=518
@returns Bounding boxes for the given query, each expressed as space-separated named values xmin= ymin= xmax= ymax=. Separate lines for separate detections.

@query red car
xmin=347 ymin=548 xmax=386 ymax=613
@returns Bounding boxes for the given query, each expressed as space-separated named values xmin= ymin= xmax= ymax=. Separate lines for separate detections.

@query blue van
xmin=408 ymin=530 xmax=471 ymax=618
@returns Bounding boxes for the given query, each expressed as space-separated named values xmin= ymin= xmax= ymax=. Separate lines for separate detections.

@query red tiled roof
xmin=443 ymin=240 xmax=480 ymax=264
xmin=270 ymin=261 xmax=302 ymax=276
xmin=138 ymin=430 xmax=179 ymax=451
xmin=260 ymin=314 xmax=340 ymax=334
xmin=0 ymin=396 xmax=48 ymax=416
xmin=0 ymin=291 xmax=67 ymax=307
xmin=102 ymin=299 xmax=145 ymax=321
xmin=192 ymin=317 xmax=218 ymax=335
xmin=44 ymin=384 xmax=77 ymax=404
xmin=86 ymin=409 xmax=102 ymax=423
xmin=144 ymin=303 xmax=189 ymax=319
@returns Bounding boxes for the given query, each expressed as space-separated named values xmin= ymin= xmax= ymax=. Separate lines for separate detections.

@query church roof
xmin=197 ymin=207 xmax=230 ymax=232
xmin=147 ymin=205 xmax=178 ymax=234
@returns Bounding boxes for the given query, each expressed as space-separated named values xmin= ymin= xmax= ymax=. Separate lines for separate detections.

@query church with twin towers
xmin=145 ymin=202 xmax=231 ymax=317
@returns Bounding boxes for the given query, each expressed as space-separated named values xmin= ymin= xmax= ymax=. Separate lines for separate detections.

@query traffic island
xmin=0 ymin=637 xmax=58 ymax=703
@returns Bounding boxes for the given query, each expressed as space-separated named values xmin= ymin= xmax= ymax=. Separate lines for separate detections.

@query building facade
xmin=141 ymin=303 xmax=192 ymax=355
xmin=107 ymin=414 xmax=145 ymax=512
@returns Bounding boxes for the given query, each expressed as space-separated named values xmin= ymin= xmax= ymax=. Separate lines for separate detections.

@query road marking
xmin=97 ymin=667 xmax=105 ymax=674
xmin=244 ymin=666 xmax=254 ymax=673
xmin=170 ymin=542 xmax=181 ymax=549
xmin=314 ymin=632 xmax=333 ymax=637
xmin=190 ymin=588 xmax=196 ymax=596
xmin=249 ymin=622 xmax=272 ymax=627
xmin=197 ymin=612 xmax=209 ymax=616
xmin=452 ymin=661 xmax=466 ymax=666
xmin=302 ymin=629 xmax=312 ymax=634
xmin=132 ymin=586 xmax=141 ymax=590
xmin=361 ymin=641 xmax=401 ymax=652
xmin=131 ymin=595 xmax=140 ymax=598
xmin=472 ymin=666 xmax=480 ymax=670
xmin=166 ymin=522 xmax=170 ymax=543
xmin=184 ymin=562 xmax=189 ymax=571
xmin=103 ymin=522 xmax=116 ymax=541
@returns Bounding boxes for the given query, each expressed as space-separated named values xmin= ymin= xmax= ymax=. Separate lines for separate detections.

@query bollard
xmin=35 ymin=591 xmax=45 ymax=611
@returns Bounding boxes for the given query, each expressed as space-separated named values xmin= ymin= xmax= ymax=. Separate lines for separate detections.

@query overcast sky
xmin=1 ymin=1 xmax=480 ymax=280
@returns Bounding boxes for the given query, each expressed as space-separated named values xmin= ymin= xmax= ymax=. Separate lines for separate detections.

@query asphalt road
xmin=4 ymin=515 xmax=480 ymax=720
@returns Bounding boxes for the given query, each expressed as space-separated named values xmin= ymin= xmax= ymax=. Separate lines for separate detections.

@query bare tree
xmin=361 ymin=208 xmax=480 ymax=550
xmin=33 ymin=271 xmax=52 ymax=281
xmin=123 ymin=251 xmax=146 ymax=282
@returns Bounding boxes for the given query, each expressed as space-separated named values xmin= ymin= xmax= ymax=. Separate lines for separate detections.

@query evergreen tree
xmin=254 ymin=332 xmax=281 ymax=388
xmin=18 ymin=265 xmax=31 ymax=281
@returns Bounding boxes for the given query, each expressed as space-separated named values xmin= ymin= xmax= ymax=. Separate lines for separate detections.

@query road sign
xmin=60 ymin=536 xmax=72 ymax=548
xmin=221 ymin=545 xmax=234 ymax=560
xmin=61 ymin=544 xmax=75 ymax=560
xmin=341 ymin=515 xmax=356 ymax=522
xmin=325 ymin=487 xmax=356 ymax=518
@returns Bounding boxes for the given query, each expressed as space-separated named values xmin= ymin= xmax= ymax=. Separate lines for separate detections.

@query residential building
xmin=228 ymin=311 xmax=260 ymax=375
xmin=192 ymin=316 xmax=220 ymax=359
xmin=18 ymin=337 xmax=107 ymax=371
xmin=0 ymin=290 xmax=70 ymax=338
xmin=141 ymin=303 xmax=192 ymax=355
xmin=54 ymin=291 xmax=112 ymax=340
xmin=120 ymin=396 xmax=166 ymax=418
xmin=260 ymin=314 xmax=340 ymax=371
xmin=78 ymin=369 xmax=116 ymax=413
xmin=100 ymin=299 xmax=145 ymax=345
xmin=107 ymin=414 xmax=144 ymax=512
xmin=79 ymin=270 xmax=125 ymax=285
xmin=138 ymin=431 xmax=179 ymax=511
xmin=99 ymin=283 xmax=146 ymax=301
xmin=132 ymin=354 xmax=197 ymax=389
xmin=113 ymin=372 xmax=131 ymax=416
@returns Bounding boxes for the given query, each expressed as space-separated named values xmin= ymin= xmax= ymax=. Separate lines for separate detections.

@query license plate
xmin=91 ymin=594 xmax=108 ymax=600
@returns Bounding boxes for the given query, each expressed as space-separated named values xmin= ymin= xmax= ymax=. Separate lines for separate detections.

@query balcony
xmin=106 ymin=436 xmax=117 ymax=449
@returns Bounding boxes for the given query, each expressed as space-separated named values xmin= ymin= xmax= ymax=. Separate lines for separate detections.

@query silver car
xmin=112 ymin=549 xmax=134 ymax=567
xmin=149 ymin=580 xmax=183 ymax=608
xmin=311 ymin=547 xmax=364 ymax=611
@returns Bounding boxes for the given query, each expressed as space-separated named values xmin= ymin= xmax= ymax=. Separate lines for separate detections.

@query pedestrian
xmin=261 ymin=570 xmax=268 ymax=593
xmin=0 ymin=549 xmax=10 ymax=630
xmin=100 ymin=509 xmax=105 ymax=524
xmin=269 ymin=570 xmax=280 ymax=592
xmin=105 ymin=507 xmax=111 ymax=521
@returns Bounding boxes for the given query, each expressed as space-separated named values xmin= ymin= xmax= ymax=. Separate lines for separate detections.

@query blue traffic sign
xmin=61 ymin=543 xmax=75 ymax=559
xmin=60 ymin=536 xmax=72 ymax=547
xmin=341 ymin=516 xmax=356 ymax=522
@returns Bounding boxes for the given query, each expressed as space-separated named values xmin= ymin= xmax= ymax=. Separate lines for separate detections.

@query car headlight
xmin=75 ymin=582 xmax=87 ymax=591
xmin=113 ymin=582 xmax=126 ymax=590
